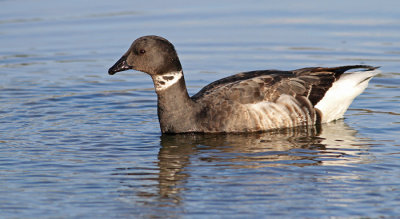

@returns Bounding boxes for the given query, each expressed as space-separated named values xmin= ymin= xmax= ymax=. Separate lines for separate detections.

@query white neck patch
xmin=153 ymin=71 xmax=183 ymax=91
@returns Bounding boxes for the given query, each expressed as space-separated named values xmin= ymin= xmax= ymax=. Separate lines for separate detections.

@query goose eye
xmin=139 ymin=49 xmax=146 ymax=54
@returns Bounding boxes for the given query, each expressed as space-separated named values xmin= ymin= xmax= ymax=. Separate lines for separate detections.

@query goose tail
xmin=315 ymin=68 xmax=380 ymax=123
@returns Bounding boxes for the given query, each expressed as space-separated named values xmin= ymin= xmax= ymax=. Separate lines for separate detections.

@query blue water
xmin=1 ymin=0 xmax=400 ymax=218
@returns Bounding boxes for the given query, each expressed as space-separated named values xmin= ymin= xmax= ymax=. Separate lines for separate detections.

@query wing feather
xmin=192 ymin=65 xmax=377 ymax=106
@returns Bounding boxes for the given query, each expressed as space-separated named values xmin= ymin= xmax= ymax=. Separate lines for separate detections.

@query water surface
xmin=1 ymin=0 xmax=400 ymax=218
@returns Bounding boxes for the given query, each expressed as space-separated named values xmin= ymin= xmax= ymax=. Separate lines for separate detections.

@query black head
xmin=108 ymin=35 xmax=182 ymax=76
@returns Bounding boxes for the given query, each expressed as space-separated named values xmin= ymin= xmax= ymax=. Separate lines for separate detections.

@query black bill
xmin=108 ymin=56 xmax=132 ymax=75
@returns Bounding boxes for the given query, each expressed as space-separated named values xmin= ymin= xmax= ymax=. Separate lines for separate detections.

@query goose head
xmin=108 ymin=35 xmax=182 ymax=76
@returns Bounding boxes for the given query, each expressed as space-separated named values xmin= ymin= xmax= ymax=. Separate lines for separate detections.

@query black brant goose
xmin=108 ymin=35 xmax=379 ymax=133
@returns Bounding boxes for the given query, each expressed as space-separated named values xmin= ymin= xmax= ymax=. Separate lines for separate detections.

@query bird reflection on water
xmin=115 ymin=120 xmax=374 ymax=211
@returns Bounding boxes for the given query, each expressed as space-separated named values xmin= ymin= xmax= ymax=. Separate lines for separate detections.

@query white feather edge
xmin=315 ymin=69 xmax=380 ymax=123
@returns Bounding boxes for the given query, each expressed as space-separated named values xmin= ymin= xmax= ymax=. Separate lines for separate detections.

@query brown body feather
xmin=189 ymin=65 xmax=377 ymax=133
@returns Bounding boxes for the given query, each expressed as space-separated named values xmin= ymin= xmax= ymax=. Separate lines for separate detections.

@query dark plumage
xmin=108 ymin=35 xmax=379 ymax=133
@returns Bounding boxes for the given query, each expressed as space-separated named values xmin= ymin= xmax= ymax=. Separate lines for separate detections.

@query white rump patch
xmin=153 ymin=71 xmax=183 ymax=91
xmin=315 ymin=69 xmax=380 ymax=123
